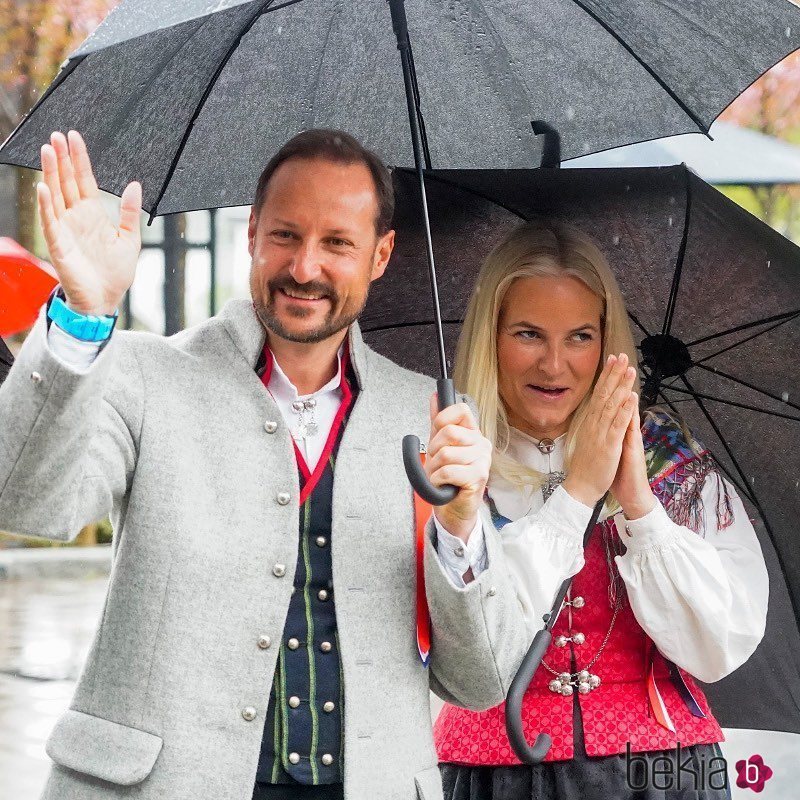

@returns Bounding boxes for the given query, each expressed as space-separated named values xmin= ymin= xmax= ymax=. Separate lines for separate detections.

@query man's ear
xmin=370 ymin=229 xmax=395 ymax=282
xmin=247 ymin=207 xmax=258 ymax=258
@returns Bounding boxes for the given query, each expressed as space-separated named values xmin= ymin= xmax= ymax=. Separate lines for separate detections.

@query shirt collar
xmin=266 ymin=344 xmax=344 ymax=405
xmin=488 ymin=428 xmax=568 ymax=520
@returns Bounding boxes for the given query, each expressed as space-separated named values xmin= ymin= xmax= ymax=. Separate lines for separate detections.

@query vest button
xmin=320 ymin=641 xmax=332 ymax=653
xmin=289 ymin=752 xmax=300 ymax=765
xmin=241 ymin=706 xmax=257 ymax=721
xmin=287 ymin=637 xmax=300 ymax=650
xmin=323 ymin=701 xmax=335 ymax=713
xmin=572 ymin=632 xmax=586 ymax=645
xmin=30 ymin=371 xmax=42 ymax=384
xmin=318 ymin=589 xmax=329 ymax=601
xmin=487 ymin=586 xmax=497 ymax=597
xmin=288 ymin=696 xmax=301 ymax=708
xmin=316 ymin=536 xmax=327 ymax=547
xmin=264 ymin=420 xmax=278 ymax=434
xmin=257 ymin=636 xmax=272 ymax=649
xmin=272 ymin=564 xmax=286 ymax=578
xmin=454 ymin=546 xmax=465 ymax=557
xmin=276 ymin=492 xmax=291 ymax=505
xmin=321 ymin=754 xmax=334 ymax=766
xmin=571 ymin=595 xmax=585 ymax=609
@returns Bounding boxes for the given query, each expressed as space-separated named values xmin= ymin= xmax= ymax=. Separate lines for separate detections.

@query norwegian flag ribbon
xmin=414 ymin=455 xmax=432 ymax=667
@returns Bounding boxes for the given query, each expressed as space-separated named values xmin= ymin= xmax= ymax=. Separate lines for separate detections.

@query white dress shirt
xmin=492 ymin=427 xmax=769 ymax=683
xmin=263 ymin=347 xmax=344 ymax=471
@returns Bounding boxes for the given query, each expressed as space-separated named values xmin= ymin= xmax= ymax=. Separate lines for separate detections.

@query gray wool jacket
xmin=0 ymin=299 xmax=528 ymax=800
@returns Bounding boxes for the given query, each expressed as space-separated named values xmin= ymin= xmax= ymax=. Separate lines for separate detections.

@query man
xmin=0 ymin=129 xmax=527 ymax=800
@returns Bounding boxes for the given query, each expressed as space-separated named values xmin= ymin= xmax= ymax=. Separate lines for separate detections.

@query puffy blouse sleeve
xmin=615 ymin=472 xmax=768 ymax=683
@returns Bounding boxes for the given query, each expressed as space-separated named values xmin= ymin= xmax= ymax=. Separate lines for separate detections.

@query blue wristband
xmin=47 ymin=295 xmax=118 ymax=342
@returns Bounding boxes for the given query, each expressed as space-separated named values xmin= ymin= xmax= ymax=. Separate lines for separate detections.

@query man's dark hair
xmin=253 ymin=129 xmax=394 ymax=236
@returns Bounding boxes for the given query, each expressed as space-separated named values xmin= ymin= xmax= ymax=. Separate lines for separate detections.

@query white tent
xmin=564 ymin=122 xmax=800 ymax=185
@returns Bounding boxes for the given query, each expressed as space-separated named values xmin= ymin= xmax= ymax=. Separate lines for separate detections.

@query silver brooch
xmin=292 ymin=397 xmax=318 ymax=438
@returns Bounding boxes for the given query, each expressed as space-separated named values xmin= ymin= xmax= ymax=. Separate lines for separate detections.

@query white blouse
xmin=491 ymin=427 xmax=769 ymax=683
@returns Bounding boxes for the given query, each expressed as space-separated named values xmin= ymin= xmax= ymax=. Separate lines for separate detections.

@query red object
xmin=0 ymin=238 xmax=57 ymax=337
xmin=433 ymin=516 xmax=724 ymax=763
xmin=414 ymin=457 xmax=433 ymax=666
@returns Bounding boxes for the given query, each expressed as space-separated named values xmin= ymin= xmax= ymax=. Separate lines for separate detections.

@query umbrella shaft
xmin=390 ymin=0 xmax=449 ymax=381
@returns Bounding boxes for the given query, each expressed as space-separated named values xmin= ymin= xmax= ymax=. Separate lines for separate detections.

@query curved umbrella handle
xmin=505 ymin=628 xmax=554 ymax=763
xmin=403 ymin=378 xmax=458 ymax=506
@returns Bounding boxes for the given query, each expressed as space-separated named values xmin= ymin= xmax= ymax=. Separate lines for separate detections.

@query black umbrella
xmin=3 ymin=0 xmax=800 ymax=207
xmin=2 ymin=0 xmax=800 ymax=502
xmin=360 ymin=163 xmax=800 ymax=750
xmin=0 ymin=339 xmax=12 ymax=385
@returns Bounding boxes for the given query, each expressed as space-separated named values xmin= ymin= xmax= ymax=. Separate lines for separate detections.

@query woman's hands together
xmin=563 ymin=353 xmax=655 ymax=520
xmin=611 ymin=400 xmax=656 ymax=520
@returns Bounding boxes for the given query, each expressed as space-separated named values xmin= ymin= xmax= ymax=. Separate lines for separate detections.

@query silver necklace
xmin=291 ymin=397 xmax=318 ymax=439
xmin=536 ymin=437 xmax=566 ymax=501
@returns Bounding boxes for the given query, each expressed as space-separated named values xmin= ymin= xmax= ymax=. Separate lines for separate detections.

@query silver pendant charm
xmin=542 ymin=470 xmax=566 ymax=502
xmin=297 ymin=421 xmax=319 ymax=438
xmin=548 ymin=669 xmax=601 ymax=695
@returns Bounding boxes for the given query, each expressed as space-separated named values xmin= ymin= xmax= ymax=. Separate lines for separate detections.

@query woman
xmin=432 ymin=221 xmax=768 ymax=800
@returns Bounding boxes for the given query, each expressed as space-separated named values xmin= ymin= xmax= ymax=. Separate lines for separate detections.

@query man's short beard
xmin=255 ymin=301 xmax=362 ymax=344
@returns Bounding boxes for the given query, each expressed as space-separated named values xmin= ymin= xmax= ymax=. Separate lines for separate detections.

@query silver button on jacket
xmin=257 ymin=636 xmax=272 ymax=649
xmin=241 ymin=707 xmax=257 ymax=721
xmin=264 ymin=420 xmax=278 ymax=434
xmin=272 ymin=564 xmax=286 ymax=578
xmin=276 ymin=492 xmax=291 ymax=505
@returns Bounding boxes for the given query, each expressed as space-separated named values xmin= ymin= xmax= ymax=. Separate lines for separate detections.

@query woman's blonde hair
xmin=454 ymin=219 xmax=641 ymax=501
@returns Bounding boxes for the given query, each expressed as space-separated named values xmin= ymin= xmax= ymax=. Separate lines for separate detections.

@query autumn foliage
xmin=0 ymin=0 xmax=118 ymax=250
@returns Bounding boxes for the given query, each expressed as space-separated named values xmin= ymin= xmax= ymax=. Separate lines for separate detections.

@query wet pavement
xmin=1 ymin=573 xmax=798 ymax=799
xmin=0 ymin=575 xmax=107 ymax=800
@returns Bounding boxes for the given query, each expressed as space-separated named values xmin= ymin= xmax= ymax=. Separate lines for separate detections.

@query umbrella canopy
xmin=0 ymin=238 xmax=57 ymax=338
xmin=565 ymin=121 xmax=800 ymax=185
xmin=1 ymin=0 xmax=799 ymax=216
xmin=361 ymin=164 xmax=800 ymax=734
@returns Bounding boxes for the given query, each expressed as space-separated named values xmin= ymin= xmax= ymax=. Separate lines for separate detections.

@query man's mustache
xmin=267 ymin=276 xmax=337 ymax=302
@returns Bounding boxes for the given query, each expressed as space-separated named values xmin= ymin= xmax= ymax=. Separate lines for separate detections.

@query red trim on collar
xmin=259 ymin=340 xmax=354 ymax=504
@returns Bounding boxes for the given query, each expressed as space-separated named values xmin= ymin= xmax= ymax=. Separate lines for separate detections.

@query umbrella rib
xmin=661 ymin=169 xmax=692 ymax=337
xmin=654 ymin=389 xmax=754 ymax=503
xmin=678 ymin=375 xmax=759 ymax=505
xmin=401 ymin=170 xmax=529 ymax=221
xmin=679 ymin=374 xmax=800 ymax=625
xmin=567 ymin=1 xmax=710 ymax=134
xmin=692 ymin=362 xmax=800 ymax=412
xmin=686 ymin=308 xmax=800 ymax=347
xmin=360 ymin=318 xmax=463 ymax=334
xmin=628 ymin=311 xmax=651 ymax=338
xmin=148 ymin=0 xmax=304 ymax=219
xmin=662 ymin=384 xmax=800 ymax=423
xmin=691 ymin=311 xmax=800 ymax=367
xmin=687 ymin=308 xmax=800 ymax=347
xmin=1 ymin=55 xmax=85 ymax=152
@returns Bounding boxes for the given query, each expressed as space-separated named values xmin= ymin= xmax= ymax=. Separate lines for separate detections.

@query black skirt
xmin=440 ymin=696 xmax=731 ymax=800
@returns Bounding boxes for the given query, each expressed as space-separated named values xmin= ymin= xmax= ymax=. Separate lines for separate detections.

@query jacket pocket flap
xmin=46 ymin=710 xmax=163 ymax=786
xmin=414 ymin=765 xmax=444 ymax=800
